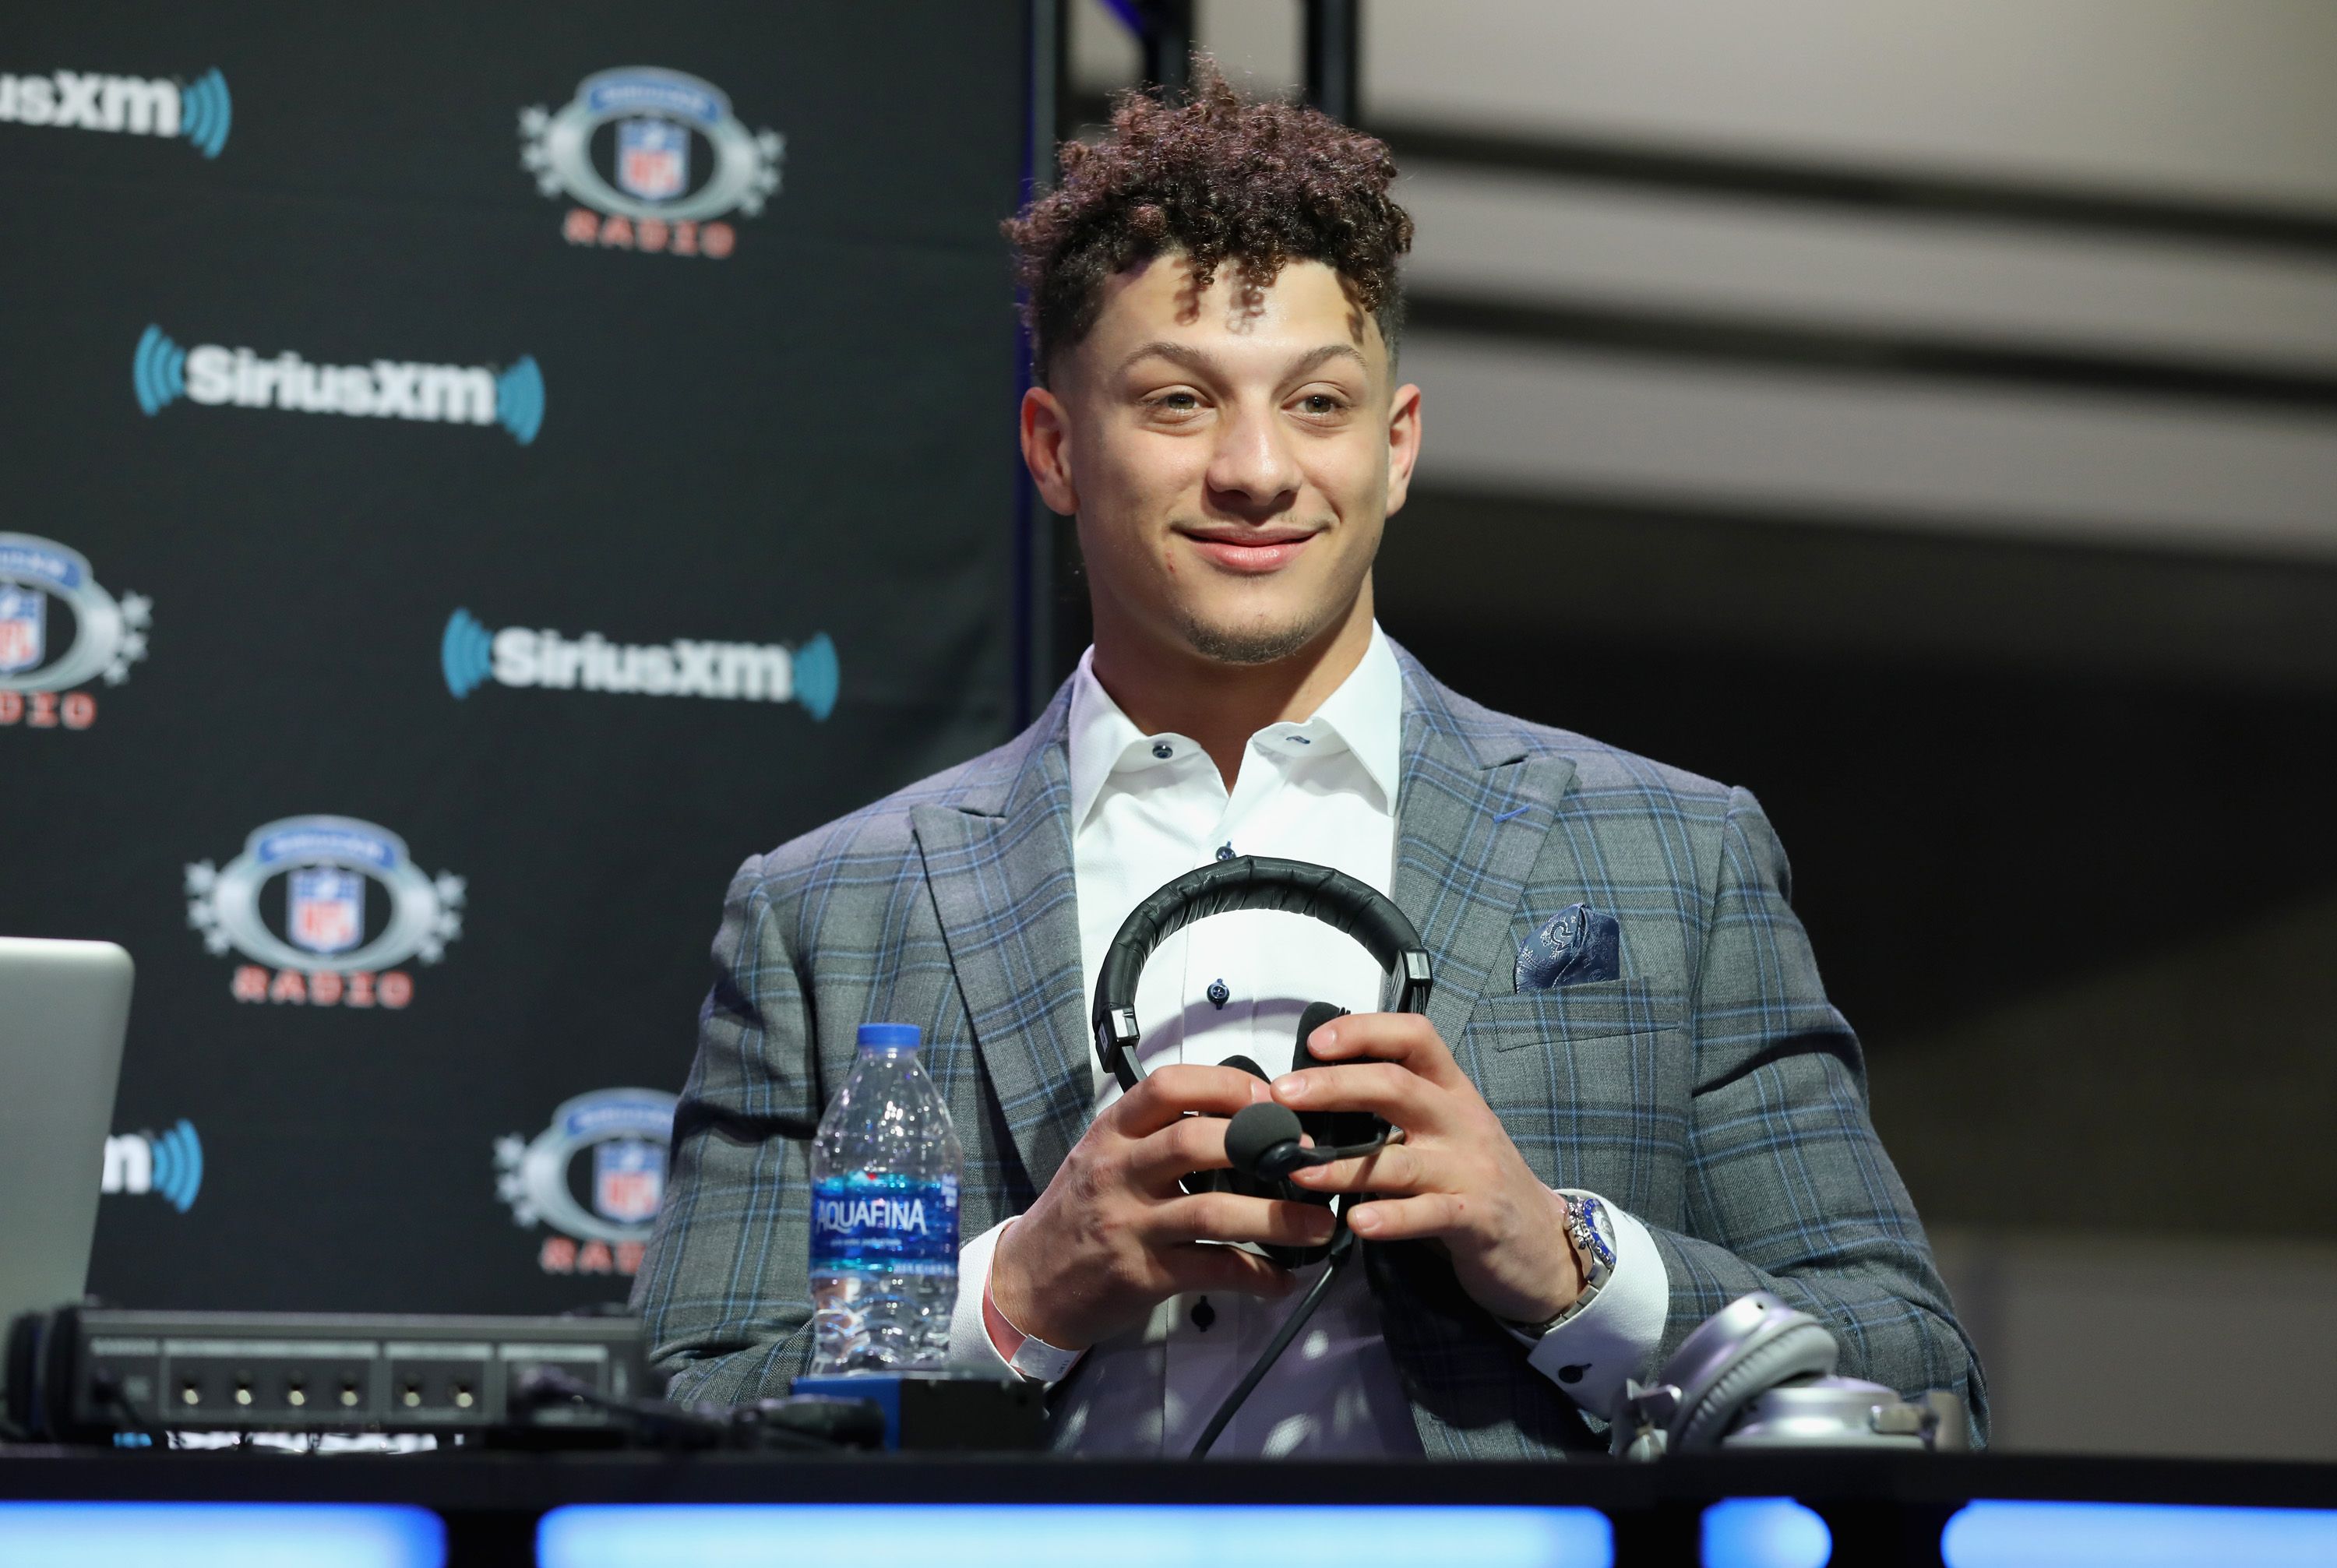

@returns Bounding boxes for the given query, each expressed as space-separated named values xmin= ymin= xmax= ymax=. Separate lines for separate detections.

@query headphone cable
xmin=1188 ymin=1215 xmax=1359 ymax=1460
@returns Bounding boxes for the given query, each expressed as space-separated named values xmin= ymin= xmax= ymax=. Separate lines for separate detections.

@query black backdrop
xmin=1 ymin=5 xmax=1031 ymax=1313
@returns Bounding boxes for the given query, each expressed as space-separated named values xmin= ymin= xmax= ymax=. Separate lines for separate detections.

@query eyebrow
xmin=1116 ymin=340 xmax=1369 ymax=380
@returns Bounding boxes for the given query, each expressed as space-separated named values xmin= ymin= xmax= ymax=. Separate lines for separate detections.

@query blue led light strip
xmin=0 ymin=1503 xmax=446 ymax=1568
xmin=1945 ymin=1500 xmax=2337 ymax=1568
xmin=1702 ymin=1497 xmax=1832 ymax=1568
xmin=538 ymin=1504 xmax=1614 ymax=1568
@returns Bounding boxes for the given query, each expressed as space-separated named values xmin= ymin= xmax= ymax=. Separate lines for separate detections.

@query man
xmin=633 ymin=68 xmax=1984 ymax=1458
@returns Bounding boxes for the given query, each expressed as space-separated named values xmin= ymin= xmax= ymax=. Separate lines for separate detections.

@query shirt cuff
xmin=946 ymin=1217 xmax=1020 ymax=1376
xmin=1512 ymin=1189 xmax=1669 ymax=1421
xmin=946 ymin=1216 xmax=1084 ymax=1383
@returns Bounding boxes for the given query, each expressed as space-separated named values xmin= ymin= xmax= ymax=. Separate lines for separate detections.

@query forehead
xmin=1077 ymin=254 xmax=1381 ymax=377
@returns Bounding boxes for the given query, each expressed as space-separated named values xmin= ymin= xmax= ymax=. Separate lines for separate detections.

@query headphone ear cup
xmin=1671 ymin=1320 xmax=1838 ymax=1450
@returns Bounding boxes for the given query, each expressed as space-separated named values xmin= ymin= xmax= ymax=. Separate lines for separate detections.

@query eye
xmin=1295 ymin=392 xmax=1347 ymax=418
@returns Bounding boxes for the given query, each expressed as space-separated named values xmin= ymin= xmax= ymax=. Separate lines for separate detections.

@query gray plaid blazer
xmin=632 ymin=644 xmax=1987 ymax=1457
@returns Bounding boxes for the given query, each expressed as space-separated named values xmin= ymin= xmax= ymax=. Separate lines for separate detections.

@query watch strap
xmin=1504 ymin=1192 xmax=1616 ymax=1340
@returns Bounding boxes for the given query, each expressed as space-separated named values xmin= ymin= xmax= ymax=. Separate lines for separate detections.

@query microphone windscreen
xmin=1293 ymin=1001 xmax=1348 ymax=1069
xmin=1221 ymin=1054 xmax=1267 ymax=1080
xmin=1224 ymin=1101 xmax=1304 ymax=1179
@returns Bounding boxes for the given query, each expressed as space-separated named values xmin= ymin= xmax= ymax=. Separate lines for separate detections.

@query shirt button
xmin=1214 ymin=842 xmax=1234 ymax=862
xmin=1190 ymin=1297 xmax=1217 ymax=1332
xmin=1557 ymin=1364 xmax=1587 ymax=1384
xmin=1206 ymin=979 xmax=1230 ymax=1009
xmin=1151 ymin=742 xmax=1173 ymax=760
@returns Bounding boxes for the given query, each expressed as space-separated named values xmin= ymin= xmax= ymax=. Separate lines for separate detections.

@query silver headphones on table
xmin=1615 ymin=1291 xmax=1969 ymax=1457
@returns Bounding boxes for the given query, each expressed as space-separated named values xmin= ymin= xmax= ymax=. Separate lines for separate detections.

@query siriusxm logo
xmin=133 ymin=326 xmax=545 ymax=445
xmin=0 ymin=68 xmax=231 ymax=157
xmin=102 ymin=1120 xmax=204 ymax=1212
xmin=442 ymin=609 xmax=837 ymax=720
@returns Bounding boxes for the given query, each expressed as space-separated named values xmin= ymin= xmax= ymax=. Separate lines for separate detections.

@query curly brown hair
xmin=1005 ymin=59 xmax=1413 ymax=385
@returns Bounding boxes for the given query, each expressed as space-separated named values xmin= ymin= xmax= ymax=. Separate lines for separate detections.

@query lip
xmin=1176 ymin=527 xmax=1318 ymax=576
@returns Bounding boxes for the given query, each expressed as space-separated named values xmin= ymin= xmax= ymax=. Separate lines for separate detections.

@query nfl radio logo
xmin=616 ymin=118 xmax=688 ymax=201
xmin=0 ymin=584 xmax=44 ymax=674
xmin=593 ymin=1138 xmax=665 ymax=1225
xmin=287 ymin=866 xmax=365 ymax=956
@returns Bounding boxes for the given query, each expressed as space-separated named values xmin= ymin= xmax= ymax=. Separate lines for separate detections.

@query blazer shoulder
xmin=1433 ymin=678 xmax=1739 ymax=817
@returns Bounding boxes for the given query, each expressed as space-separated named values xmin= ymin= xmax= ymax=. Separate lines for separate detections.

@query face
xmin=1021 ymin=255 xmax=1421 ymax=668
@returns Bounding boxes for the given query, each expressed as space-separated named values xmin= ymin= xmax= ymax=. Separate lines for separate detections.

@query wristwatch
xmin=1504 ymin=1192 xmax=1616 ymax=1340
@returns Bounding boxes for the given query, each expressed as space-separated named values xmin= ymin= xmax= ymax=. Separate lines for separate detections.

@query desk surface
xmin=5 ymin=1444 xmax=2335 ymax=1505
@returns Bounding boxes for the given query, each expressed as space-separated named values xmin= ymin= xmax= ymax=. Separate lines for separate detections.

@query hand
xmin=989 ymin=1064 xmax=1342 ymax=1351
xmin=1274 ymin=1013 xmax=1586 ymax=1323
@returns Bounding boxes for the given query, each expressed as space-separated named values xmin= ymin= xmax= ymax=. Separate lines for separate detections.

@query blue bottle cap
xmin=856 ymin=1023 xmax=921 ymax=1050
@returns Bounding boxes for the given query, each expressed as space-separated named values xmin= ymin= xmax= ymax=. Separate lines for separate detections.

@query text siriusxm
xmin=186 ymin=346 xmax=498 ymax=424
xmin=492 ymin=627 xmax=800 ymax=702
xmin=814 ymin=1195 xmax=933 ymax=1236
xmin=0 ymin=72 xmax=180 ymax=135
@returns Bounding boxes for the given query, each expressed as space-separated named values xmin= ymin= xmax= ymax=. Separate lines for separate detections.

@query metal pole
xmin=1138 ymin=0 xmax=1194 ymax=98
xmin=1304 ymin=0 xmax=1361 ymax=124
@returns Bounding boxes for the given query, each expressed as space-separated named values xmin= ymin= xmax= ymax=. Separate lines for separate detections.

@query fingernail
xmin=1313 ymin=1025 xmax=1338 ymax=1052
xmin=1250 ymin=1079 xmax=1272 ymax=1102
xmin=1274 ymin=1075 xmax=1308 ymax=1101
xmin=1349 ymin=1208 xmax=1380 ymax=1234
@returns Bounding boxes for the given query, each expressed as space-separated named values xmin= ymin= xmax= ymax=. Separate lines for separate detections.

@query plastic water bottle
xmin=809 ymin=1023 xmax=964 ymax=1372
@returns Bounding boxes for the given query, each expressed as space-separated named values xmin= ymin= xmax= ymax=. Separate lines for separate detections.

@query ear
xmin=1020 ymin=386 xmax=1079 ymax=516
xmin=1383 ymin=380 xmax=1422 ymax=518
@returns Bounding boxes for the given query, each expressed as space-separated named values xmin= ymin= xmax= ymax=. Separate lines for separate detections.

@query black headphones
xmin=1090 ymin=855 xmax=1433 ymax=1265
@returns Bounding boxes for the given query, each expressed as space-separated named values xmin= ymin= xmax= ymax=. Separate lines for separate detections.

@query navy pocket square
xmin=1515 ymin=903 xmax=1621 ymax=991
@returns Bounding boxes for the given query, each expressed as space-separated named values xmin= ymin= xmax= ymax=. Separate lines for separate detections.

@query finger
xmin=1271 ymin=1059 xmax=1445 ymax=1129
xmin=1112 ymin=1062 xmax=1272 ymax=1136
xmin=1302 ymin=1012 xmax=1471 ymax=1090
xmin=1156 ymin=1191 xmax=1343 ymax=1249
xmin=1123 ymin=1113 xmax=1234 ymax=1190
xmin=1161 ymin=1242 xmax=1298 ymax=1301
xmin=1345 ymin=1193 xmax=1471 ymax=1242
xmin=1287 ymin=1140 xmax=1434 ymax=1196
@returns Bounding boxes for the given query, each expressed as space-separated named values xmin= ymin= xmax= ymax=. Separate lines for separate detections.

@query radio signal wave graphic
xmin=181 ymin=69 xmax=232 ymax=159
xmin=442 ymin=610 xmax=494 ymax=698
xmin=132 ymin=326 xmax=186 ymax=416
xmin=793 ymin=632 xmax=839 ymax=721
xmin=496 ymin=357 xmax=545 ymax=446
xmin=150 ymin=1120 xmax=203 ymax=1212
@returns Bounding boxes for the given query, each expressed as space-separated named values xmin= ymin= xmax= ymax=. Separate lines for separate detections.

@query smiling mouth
xmin=1178 ymin=529 xmax=1318 ymax=575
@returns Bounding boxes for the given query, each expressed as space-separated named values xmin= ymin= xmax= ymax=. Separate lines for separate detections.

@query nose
xmin=1204 ymin=400 xmax=1301 ymax=518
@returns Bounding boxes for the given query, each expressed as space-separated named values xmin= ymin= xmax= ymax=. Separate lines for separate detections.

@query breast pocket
xmin=1459 ymin=982 xmax=1691 ymax=1214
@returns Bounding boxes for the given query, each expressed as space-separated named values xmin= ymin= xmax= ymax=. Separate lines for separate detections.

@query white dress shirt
xmin=946 ymin=624 xmax=1670 ymax=1454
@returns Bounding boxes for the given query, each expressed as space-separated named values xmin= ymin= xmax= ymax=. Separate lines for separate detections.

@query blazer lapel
xmin=1387 ymin=649 xmax=1579 ymax=1055
xmin=1376 ymin=646 xmax=1597 ymax=1459
xmin=911 ymin=692 xmax=1094 ymax=1198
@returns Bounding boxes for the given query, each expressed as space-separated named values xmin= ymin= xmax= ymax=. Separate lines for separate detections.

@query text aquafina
xmin=808 ymin=1022 xmax=964 ymax=1372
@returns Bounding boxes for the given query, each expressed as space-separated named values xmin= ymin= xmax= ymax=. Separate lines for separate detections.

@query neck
xmin=1088 ymin=587 xmax=1376 ymax=788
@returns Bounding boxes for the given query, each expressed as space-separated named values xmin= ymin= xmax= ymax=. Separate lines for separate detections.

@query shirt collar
xmin=1066 ymin=622 xmax=1403 ymax=830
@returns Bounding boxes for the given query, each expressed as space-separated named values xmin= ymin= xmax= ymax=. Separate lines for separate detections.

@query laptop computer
xmin=0 ymin=937 xmax=134 ymax=1398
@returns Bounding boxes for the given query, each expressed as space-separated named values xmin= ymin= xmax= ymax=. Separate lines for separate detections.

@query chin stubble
xmin=1177 ymin=614 xmax=1326 ymax=667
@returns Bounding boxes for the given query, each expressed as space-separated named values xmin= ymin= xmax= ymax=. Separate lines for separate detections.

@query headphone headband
xmin=1091 ymin=855 xmax=1433 ymax=1091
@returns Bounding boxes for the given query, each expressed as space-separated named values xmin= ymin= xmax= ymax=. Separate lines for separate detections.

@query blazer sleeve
xmin=629 ymin=854 xmax=824 ymax=1404
xmin=1642 ymin=786 xmax=1990 ymax=1443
